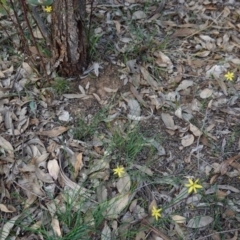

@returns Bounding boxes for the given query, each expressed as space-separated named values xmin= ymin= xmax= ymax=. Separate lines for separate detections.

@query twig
xmin=196 ymin=106 xmax=209 ymax=169
xmin=0 ymin=32 xmax=18 ymax=44
xmin=197 ymin=228 xmax=240 ymax=239
xmin=19 ymin=0 xmax=49 ymax=81
xmin=7 ymin=0 xmax=30 ymax=54
xmin=30 ymin=6 xmax=51 ymax=46
xmin=185 ymin=10 xmax=224 ymax=40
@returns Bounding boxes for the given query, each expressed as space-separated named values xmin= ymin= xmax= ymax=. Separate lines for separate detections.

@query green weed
xmin=73 ymin=108 xmax=108 ymax=141
xmin=51 ymin=77 xmax=70 ymax=95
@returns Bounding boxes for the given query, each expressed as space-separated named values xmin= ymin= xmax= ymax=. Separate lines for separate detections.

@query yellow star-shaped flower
xmin=224 ymin=71 xmax=234 ymax=81
xmin=185 ymin=178 xmax=203 ymax=194
xmin=151 ymin=206 xmax=162 ymax=220
xmin=44 ymin=6 xmax=52 ymax=13
xmin=113 ymin=166 xmax=125 ymax=178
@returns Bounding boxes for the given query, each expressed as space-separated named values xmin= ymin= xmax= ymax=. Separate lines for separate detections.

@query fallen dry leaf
xmin=140 ymin=66 xmax=159 ymax=90
xmin=0 ymin=204 xmax=15 ymax=213
xmin=74 ymin=152 xmax=83 ymax=179
xmin=132 ymin=10 xmax=146 ymax=20
xmin=116 ymin=173 xmax=131 ymax=194
xmin=187 ymin=216 xmax=213 ymax=228
xmin=36 ymin=126 xmax=69 ymax=138
xmin=101 ymin=221 xmax=111 ymax=240
xmin=130 ymin=85 xmax=147 ymax=107
xmin=0 ymin=136 xmax=14 ymax=158
xmin=161 ymin=113 xmax=176 ymax=130
xmin=176 ymin=80 xmax=193 ymax=91
xmin=0 ymin=214 xmax=21 ymax=240
xmin=200 ymin=88 xmax=213 ymax=99
xmin=220 ymin=154 xmax=240 ymax=175
xmin=154 ymin=51 xmax=173 ymax=73
xmin=171 ymin=215 xmax=186 ymax=224
xmin=172 ymin=28 xmax=197 ymax=38
xmin=181 ymin=134 xmax=194 ymax=147
xmin=105 ymin=193 xmax=129 ymax=219
xmin=189 ymin=124 xmax=202 ymax=137
xmin=51 ymin=218 xmax=62 ymax=237
xmin=48 ymin=159 xmax=60 ymax=180
xmin=216 ymin=190 xmax=228 ymax=200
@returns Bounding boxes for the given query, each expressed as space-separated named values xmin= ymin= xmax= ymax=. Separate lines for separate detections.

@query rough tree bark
xmin=51 ymin=0 xmax=86 ymax=76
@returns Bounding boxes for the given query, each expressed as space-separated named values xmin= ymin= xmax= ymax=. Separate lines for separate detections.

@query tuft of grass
xmin=73 ymin=108 xmax=108 ymax=141
xmin=51 ymin=77 xmax=70 ymax=95
xmin=110 ymin=124 xmax=146 ymax=163
xmin=87 ymin=30 xmax=101 ymax=61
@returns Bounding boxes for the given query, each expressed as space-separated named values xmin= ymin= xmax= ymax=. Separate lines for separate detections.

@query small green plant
xmin=110 ymin=125 xmax=145 ymax=162
xmin=73 ymin=108 xmax=108 ymax=141
xmin=51 ymin=77 xmax=70 ymax=94
xmin=87 ymin=31 xmax=101 ymax=61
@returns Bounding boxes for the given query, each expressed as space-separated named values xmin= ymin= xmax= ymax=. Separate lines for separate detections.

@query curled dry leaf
xmin=36 ymin=126 xmax=69 ymax=138
xmin=195 ymin=50 xmax=211 ymax=58
xmin=0 ymin=204 xmax=15 ymax=213
xmin=181 ymin=134 xmax=194 ymax=147
xmin=48 ymin=159 xmax=60 ymax=180
xmin=189 ymin=123 xmax=202 ymax=137
xmin=171 ymin=215 xmax=186 ymax=224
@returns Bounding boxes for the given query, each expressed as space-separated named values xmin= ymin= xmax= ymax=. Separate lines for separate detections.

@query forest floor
xmin=1 ymin=0 xmax=240 ymax=239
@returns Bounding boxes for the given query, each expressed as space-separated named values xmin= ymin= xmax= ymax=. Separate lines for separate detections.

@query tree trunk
xmin=51 ymin=0 xmax=86 ymax=76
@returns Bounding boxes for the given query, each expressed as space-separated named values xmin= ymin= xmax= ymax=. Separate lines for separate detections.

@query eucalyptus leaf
xmin=29 ymin=101 xmax=37 ymax=114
